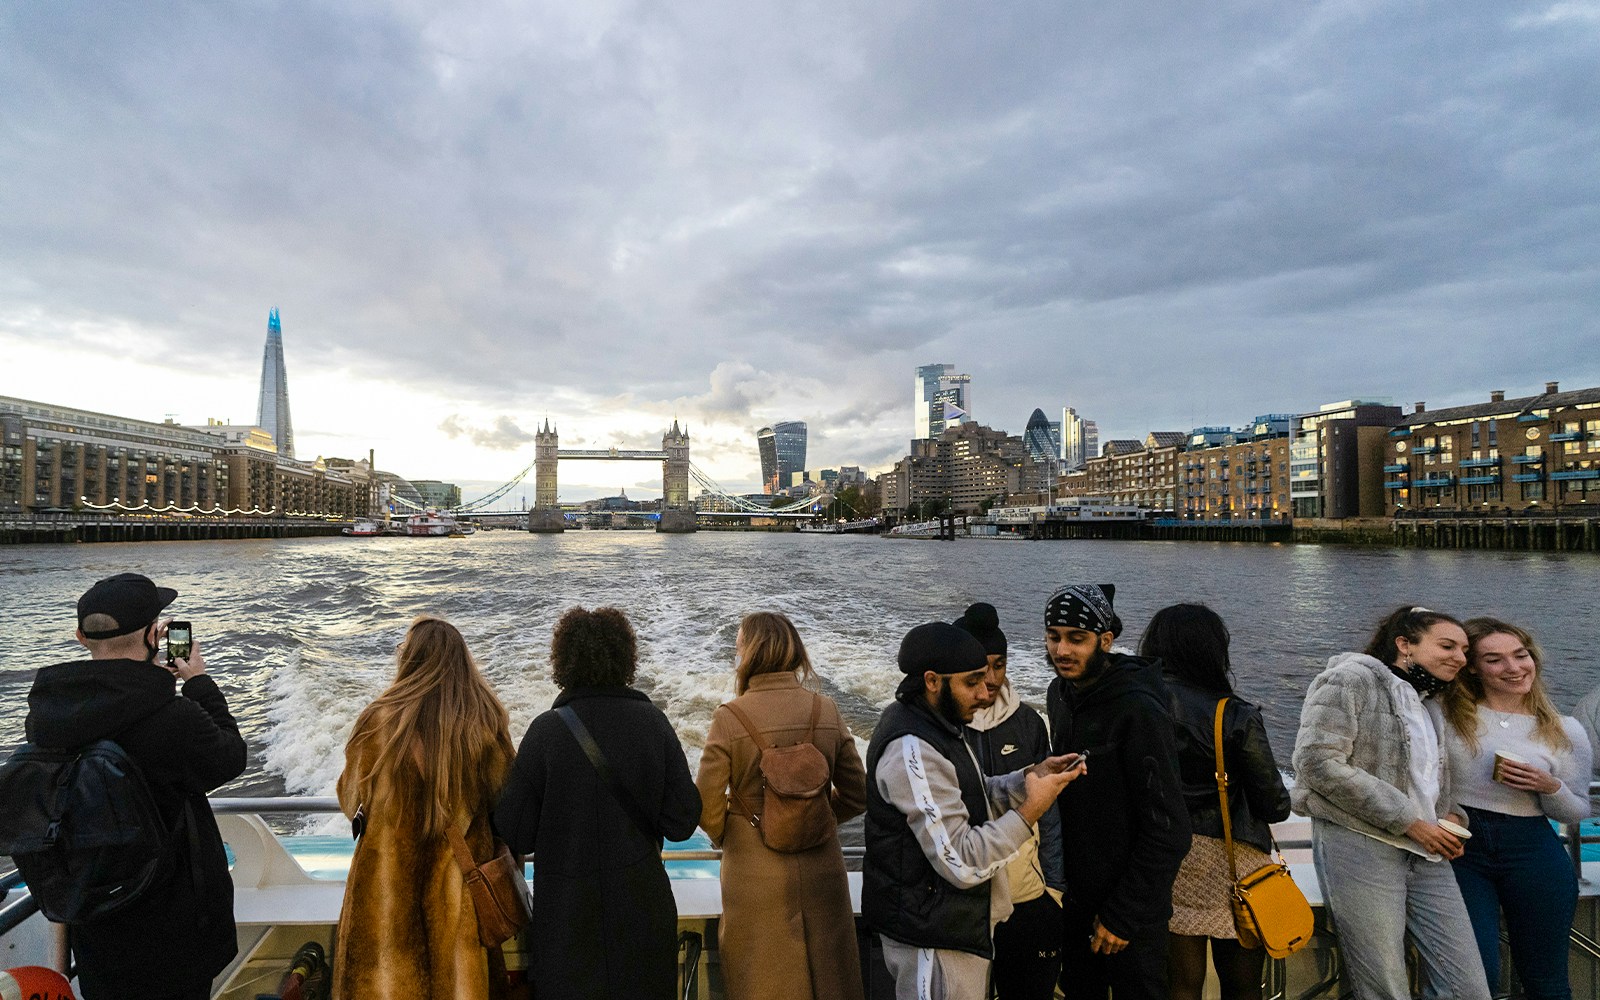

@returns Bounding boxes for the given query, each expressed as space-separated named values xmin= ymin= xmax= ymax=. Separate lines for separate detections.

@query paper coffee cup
xmin=1438 ymin=818 xmax=1471 ymax=839
xmin=1492 ymin=750 xmax=1528 ymax=783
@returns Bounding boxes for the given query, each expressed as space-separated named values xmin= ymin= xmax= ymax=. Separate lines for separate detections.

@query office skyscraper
xmin=757 ymin=421 xmax=808 ymax=494
xmin=1061 ymin=407 xmax=1098 ymax=470
xmin=914 ymin=363 xmax=973 ymax=440
xmin=256 ymin=307 xmax=294 ymax=458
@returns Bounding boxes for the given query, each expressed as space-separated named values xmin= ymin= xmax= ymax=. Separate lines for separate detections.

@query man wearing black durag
xmin=1044 ymin=585 xmax=1189 ymax=1000
xmin=864 ymin=622 xmax=1087 ymax=1000
xmin=21 ymin=573 xmax=247 ymax=1000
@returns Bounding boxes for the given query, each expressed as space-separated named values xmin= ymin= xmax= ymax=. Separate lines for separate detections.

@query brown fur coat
xmin=333 ymin=714 xmax=510 ymax=1000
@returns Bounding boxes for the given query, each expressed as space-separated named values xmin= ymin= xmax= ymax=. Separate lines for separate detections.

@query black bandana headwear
xmin=1045 ymin=584 xmax=1116 ymax=633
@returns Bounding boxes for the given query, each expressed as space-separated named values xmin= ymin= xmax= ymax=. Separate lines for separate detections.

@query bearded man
xmin=1044 ymin=585 xmax=1189 ymax=1000
xmin=864 ymin=622 xmax=1086 ymax=1000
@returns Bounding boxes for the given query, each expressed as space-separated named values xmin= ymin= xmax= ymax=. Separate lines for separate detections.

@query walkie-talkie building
xmin=757 ymin=421 xmax=808 ymax=494
xmin=256 ymin=308 xmax=295 ymax=459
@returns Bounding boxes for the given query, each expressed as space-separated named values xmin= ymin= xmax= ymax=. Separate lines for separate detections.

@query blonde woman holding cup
xmin=1440 ymin=619 xmax=1593 ymax=1000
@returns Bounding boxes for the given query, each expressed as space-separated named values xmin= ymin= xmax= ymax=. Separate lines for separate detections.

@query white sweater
xmin=1439 ymin=710 xmax=1593 ymax=824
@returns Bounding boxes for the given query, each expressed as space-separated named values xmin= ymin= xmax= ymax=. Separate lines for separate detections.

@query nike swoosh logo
xmin=1001 ymin=744 xmax=1018 ymax=755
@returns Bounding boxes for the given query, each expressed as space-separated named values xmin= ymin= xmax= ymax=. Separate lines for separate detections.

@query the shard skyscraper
xmin=256 ymin=307 xmax=295 ymax=458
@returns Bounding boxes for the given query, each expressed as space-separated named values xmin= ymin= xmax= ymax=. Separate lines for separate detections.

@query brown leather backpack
xmin=722 ymin=695 xmax=835 ymax=853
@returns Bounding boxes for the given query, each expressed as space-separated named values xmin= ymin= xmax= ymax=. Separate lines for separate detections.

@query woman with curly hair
xmin=1440 ymin=618 xmax=1593 ymax=1000
xmin=334 ymin=616 xmax=516 ymax=999
xmin=494 ymin=607 xmax=701 ymax=1000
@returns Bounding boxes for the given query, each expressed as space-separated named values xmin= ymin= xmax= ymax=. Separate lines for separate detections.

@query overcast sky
xmin=3 ymin=2 xmax=1597 ymax=502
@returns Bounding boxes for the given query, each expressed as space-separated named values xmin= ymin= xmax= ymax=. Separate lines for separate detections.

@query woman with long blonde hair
xmin=695 ymin=611 xmax=867 ymax=1000
xmin=1440 ymin=618 xmax=1592 ymax=1000
xmin=333 ymin=616 xmax=517 ymax=1000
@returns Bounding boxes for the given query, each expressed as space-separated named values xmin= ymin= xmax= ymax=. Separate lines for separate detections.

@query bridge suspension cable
xmin=688 ymin=465 xmax=819 ymax=514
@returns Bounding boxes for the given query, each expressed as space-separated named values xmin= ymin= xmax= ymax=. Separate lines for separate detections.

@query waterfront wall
xmin=1 ymin=517 xmax=347 ymax=545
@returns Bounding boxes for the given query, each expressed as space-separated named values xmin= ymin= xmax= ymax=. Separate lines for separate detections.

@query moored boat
xmin=341 ymin=518 xmax=383 ymax=537
xmin=403 ymin=511 xmax=459 ymax=536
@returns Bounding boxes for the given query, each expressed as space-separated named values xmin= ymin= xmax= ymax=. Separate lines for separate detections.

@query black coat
xmin=24 ymin=658 xmax=247 ymax=1000
xmin=1163 ymin=672 xmax=1292 ymax=853
xmin=1046 ymin=654 xmax=1191 ymax=941
xmin=494 ymin=686 xmax=701 ymax=1000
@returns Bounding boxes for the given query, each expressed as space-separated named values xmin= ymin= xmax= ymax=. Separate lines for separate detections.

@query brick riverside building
xmin=1060 ymin=419 xmax=1291 ymax=522
xmin=878 ymin=422 xmax=1035 ymax=518
xmin=0 ymin=395 xmax=376 ymax=518
xmin=1385 ymin=382 xmax=1600 ymax=515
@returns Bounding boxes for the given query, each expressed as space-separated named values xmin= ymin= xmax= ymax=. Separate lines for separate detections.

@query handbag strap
xmin=557 ymin=705 xmax=659 ymax=840
xmin=1212 ymin=697 xmax=1241 ymax=886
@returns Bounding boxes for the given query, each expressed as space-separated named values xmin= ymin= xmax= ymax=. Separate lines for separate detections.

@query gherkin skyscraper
xmin=256 ymin=307 xmax=295 ymax=458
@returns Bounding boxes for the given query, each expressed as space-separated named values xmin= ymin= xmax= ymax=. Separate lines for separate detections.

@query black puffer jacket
xmin=1164 ymin=673 xmax=1291 ymax=854
xmin=1046 ymin=653 xmax=1190 ymax=941
xmin=24 ymin=658 xmax=247 ymax=1000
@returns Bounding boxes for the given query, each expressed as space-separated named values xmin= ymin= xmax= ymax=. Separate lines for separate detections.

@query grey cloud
xmin=2 ymin=1 xmax=1597 ymax=455
xmin=439 ymin=414 xmax=535 ymax=450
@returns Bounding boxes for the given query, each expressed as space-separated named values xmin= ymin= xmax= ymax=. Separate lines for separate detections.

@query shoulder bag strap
xmin=444 ymin=823 xmax=480 ymax=876
xmin=806 ymin=692 xmax=822 ymax=743
xmin=718 ymin=700 xmax=767 ymax=828
xmin=1213 ymin=697 xmax=1241 ymax=885
xmin=556 ymin=705 xmax=659 ymax=840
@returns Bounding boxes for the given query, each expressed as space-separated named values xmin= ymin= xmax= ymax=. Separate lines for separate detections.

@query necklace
xmin=1485 ymin=707 xmax=1524 ymax=729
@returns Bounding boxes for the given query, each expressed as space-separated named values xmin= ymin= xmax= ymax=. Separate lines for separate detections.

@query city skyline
xmin=2 ymin=5 xmax=1597 ymax=498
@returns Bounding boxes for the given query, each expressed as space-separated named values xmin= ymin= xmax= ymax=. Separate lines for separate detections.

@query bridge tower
xmin=528 ymin=419 xmax=566 ymax=533
xmin=658 ymin=420 xmax=696 ymax=533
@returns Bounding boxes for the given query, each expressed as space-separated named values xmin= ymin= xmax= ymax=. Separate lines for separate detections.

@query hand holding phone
xmin=166 ymin=620 xmax=192 ymax=662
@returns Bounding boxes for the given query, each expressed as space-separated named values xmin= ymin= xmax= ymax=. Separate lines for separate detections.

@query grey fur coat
xmin=1291 ymin=652 xmax=1462 ymax=843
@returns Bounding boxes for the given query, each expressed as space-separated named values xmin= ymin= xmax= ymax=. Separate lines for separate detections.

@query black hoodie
xmin=1046 ymin=653 xmax=1190 ymax=940
xmin=24 ymin=657 xmax=247 ymax=999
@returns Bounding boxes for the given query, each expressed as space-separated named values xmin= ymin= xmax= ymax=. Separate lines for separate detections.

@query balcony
xmin=1458 ymin=457 xmax=1499 ymax=468
xmin=1550 ymin=431 xmax=1585 ymax=443
xmin=1412 ymin=445 xmax=1440 ymax=455
xmin=1389 ymin=428 xmax=1412 ymax=438
xmin=1385 ymin=480 xmax=1410 ymax=490
xmin=1512 ymin=455 xmax=1544 ymax=465
xmin=1551 ymin=469 xmax=1600 ymax=481
xmin=1512 ymin=473 xmax=1544 ymax=484
xmin=1383 ymin=463 xmax=1408 ymax=473
xmin=1413 ymin=476 xmax=1455 ymax=488
xmin=1458 ymin=475 xmax=1500 ymax=486
xmin=1517 ymin=413 xmax=1546 ymax=423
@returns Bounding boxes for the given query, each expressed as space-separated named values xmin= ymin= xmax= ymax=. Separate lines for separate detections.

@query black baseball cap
xmin=77 ymin=573 xmax=177 ymax=639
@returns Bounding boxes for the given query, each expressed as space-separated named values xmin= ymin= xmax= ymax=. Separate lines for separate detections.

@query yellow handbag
xmin=1212 ymin=699 xmax=1314 ymax=958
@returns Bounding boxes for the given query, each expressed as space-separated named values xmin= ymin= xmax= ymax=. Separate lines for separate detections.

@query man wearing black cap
xmin=23 ymin=573 xmax=247 ymax=1000
xmin=1043 ymin=585 xmax=1189 ymax=1000
xmin=864 ymin=621 xmax=1087 ymax=1000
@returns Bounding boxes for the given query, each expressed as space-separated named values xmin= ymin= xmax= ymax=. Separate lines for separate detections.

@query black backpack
xmin=0 ymin=739 xmax=176 ymax=923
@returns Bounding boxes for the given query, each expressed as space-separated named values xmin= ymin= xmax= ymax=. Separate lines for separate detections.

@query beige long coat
xmin=696 ymin=672 xmax=868 ymax=1000
xmin=333 ymin=709 xmax=510 ymax=1000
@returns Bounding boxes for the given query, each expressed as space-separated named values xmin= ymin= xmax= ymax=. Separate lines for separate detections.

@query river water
xmin=2 ymin=532 xmax=1597 ymax=800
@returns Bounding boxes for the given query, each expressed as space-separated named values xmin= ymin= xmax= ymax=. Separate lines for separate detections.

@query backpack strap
xmin=556 ymin=706 xmax=659 ymax=840
xmin=719 ymin=701 xmax=766 ymax=827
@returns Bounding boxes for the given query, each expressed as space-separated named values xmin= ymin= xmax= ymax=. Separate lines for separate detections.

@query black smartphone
xmin=166 ymin=621 xmax=192 ymax=662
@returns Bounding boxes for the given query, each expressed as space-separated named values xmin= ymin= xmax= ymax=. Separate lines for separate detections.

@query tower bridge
xmin=528 ymin=419 xmax=695 ymax=533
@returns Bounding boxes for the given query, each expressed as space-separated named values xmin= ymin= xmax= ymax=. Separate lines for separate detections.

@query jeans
xmin=1452 ymin=806 xmax=1578 ymax=1000
xmin=1311 ymin=818 xmax=1491 ymax=1000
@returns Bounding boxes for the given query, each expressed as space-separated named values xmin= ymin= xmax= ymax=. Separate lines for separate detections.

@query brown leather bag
xmin=1212 ymin=699 xmax=1313 ymax=958
xmin=723 ymin=695 xmax=835 ymax=853
xmin=446 ymin=825 xmax=533 ymax=949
